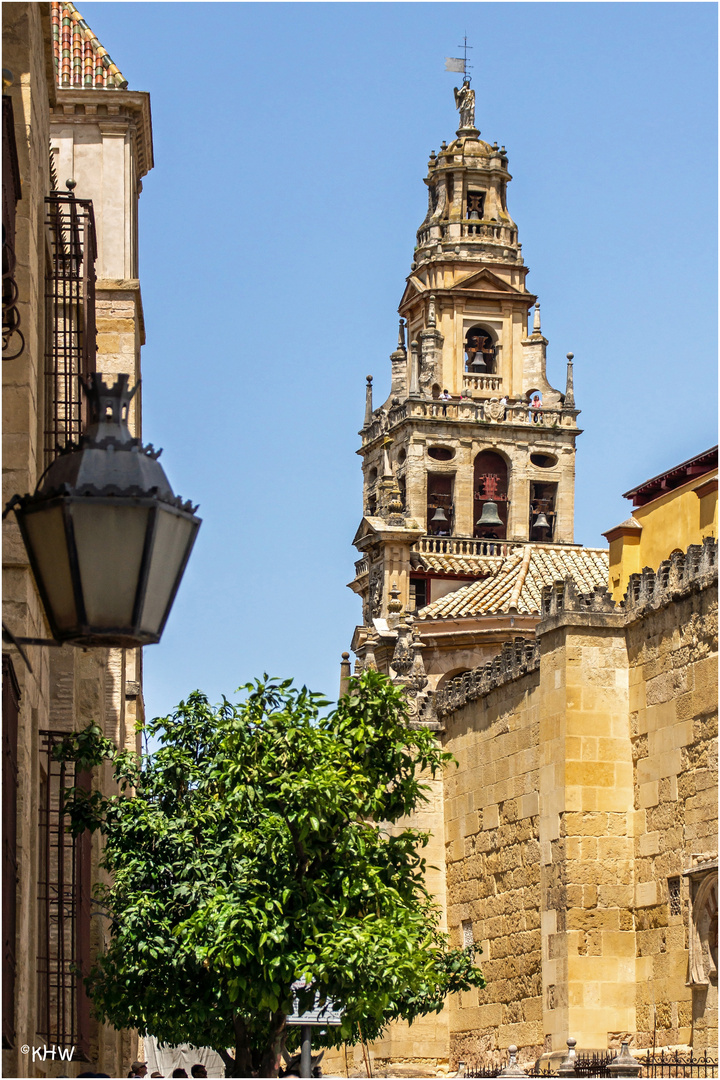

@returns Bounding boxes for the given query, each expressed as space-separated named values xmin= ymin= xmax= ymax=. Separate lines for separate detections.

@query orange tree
xmin=58 ymin=671 xmax=485 ymax=1077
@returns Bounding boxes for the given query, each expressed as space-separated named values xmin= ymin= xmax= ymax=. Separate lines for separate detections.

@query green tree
xmin=58 ymin=671 xmax=485 ymax=1077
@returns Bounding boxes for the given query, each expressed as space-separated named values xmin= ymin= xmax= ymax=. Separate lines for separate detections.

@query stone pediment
xmin=352 ymin=515 xmax=423 ymax=549
xmin=451 ymin=267 xmax=523 ymax=294
xmin=352 ymin=518 xmax=377 ymax=546
xmin=398 ymin=275 xmax=426 ymax=308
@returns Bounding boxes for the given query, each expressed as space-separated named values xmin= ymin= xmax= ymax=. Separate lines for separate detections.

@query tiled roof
xmin=416 ymin=543 xmax=609 ymax=620
xmin=51 ymin=2 xmax=128 ymax=89
xmin=413 ymin=553 xmax=503 ymax=577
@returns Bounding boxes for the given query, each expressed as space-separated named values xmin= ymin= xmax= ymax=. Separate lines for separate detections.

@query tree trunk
xmin=258 ymin=1010 xmax=287 ymax=1077
xmin=232 ymin=1014 xmax=255 ymax=1078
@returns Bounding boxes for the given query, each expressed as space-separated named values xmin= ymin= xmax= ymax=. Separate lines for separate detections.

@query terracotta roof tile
xmin=51 ymin=1 xmax=128 ymax=90
xmin=414 ymin=553 xmax=503 ymax=576
xmin=416 ymin=544 xmax=609 ymax=620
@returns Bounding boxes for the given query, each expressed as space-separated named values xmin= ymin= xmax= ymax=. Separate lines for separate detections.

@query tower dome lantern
xmin=415 ymin=81 xmax=520 ymax=267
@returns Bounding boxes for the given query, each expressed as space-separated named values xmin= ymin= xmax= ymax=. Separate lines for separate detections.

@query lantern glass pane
xmin=139 ymin=508 xmax=198 ymax=635
xmin=69 ymin=502 xmax=150 ymax=629
xmin=21 ymin=505 xmax=78 ymax=630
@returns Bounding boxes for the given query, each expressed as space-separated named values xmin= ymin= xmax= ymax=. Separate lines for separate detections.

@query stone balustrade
xmin=354 ymin=556 xmax=369 ymax=578
xmin=416 ymin=221 xmax=518 ymax=249
xmin=462 ymin=373 xmax=503 ymax=394
xmin=361 ymin=397 xmax=578 ymax=445
xmin=415 ymin=535 xmax=514 ymax=558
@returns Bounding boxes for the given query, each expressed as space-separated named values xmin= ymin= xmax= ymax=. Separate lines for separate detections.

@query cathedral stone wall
xmin=442 ymin=668 xmax=543 ymax=1067
xmin=627 ymin=585 xmax=718 ymax=1049
xmin=431 ymin=546 xmax=717 ymax=1071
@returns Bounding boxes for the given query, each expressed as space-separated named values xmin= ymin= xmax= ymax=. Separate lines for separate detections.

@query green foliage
xmin=60 ymin=671 xmax=485 ymax=1077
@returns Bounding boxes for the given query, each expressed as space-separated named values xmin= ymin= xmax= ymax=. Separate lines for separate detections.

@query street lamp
xmin=6 ymin=372 xmax=200 ymax=649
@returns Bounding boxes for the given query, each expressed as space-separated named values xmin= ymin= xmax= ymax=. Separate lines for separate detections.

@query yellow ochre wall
xmin=607 ymin=473 xmax=717 ymax=601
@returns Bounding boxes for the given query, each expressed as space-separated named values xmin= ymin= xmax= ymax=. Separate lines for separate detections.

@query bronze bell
xmin=534 ymin=511 xmax=551 ymax=530
xmin=468 ymin=209 xmax=480 ymax=220
xmin=430 ymin=506 xmax=448 ymax=524
xmin=476 ymin=500 xmax=503 ymax=527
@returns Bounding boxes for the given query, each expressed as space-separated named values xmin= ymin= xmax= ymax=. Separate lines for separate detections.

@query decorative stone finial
xmin=339 ymin=652 xmax=352 ymax=697
xmin=558 ymin=1038 xmax=577 ymax=1076
xmin=428 ymin=294 xmax=436 ymax=328
xmin=564 ymin=353 xmax=575 ymax=409
xmin=498 ymin=1045 xmax=526 ymax=1077
xmin=388 ymin=582 xmax=403 ymax=615
xmin=608 ymin=1040 xmax=642 ymax=1078
xmin=363 ymin=631 xmax=378 ymax=672
xmin=532 ymin=303 xmax=541 ymax=334
xmin=381 ymin=438 xmax=393 ymax=479
xmin=398 ymin=320 xmax=406 ymax=350
xmin=409 ymin=340 xmax=420 ymax=395
xmin=390 ymin=611 xmax=414 ymax=672
xmin=364 ymin=375 xmax=373 ymax=427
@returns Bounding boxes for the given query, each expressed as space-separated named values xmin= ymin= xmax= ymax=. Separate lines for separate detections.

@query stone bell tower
xmin=349 ymin=80 xmax=581 ymax=643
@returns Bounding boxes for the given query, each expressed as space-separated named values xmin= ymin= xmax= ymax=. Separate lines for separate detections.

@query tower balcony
xmin=416 ymin=220 xmax=519 ymax=255
xmin=361 ymin=397 xmax=580 ymax=446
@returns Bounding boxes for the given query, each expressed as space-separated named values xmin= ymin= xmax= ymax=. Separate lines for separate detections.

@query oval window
xmin=397 ymin=449 xmax=407 ymax=465
xmin=530 ymin=453 xmax=557 ymax=469
xmin=428 ymin=446 xmax=455 ymax=461
xmin=368 ymin=466 xmax=378 ymax=482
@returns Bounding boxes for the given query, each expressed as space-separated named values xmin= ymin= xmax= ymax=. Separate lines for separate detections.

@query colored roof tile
xmin=413 ymin=553 xmax=503 ymax=577
xmin=416 ymin=543 xmax=609 ymax=620
xmin=51 ymin=1 xmax=128 ymax=90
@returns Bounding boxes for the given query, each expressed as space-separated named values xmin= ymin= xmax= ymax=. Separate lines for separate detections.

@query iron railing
xmin=638 ymin=1050 xmax=719 ymax=1078
xmin=44 ymin=190 xmax=97 ymax=464
xmin=37 ymin=731 xmax=91 ymax=1059
xmin=464 ymin=1050 xmax=719 ymax=1078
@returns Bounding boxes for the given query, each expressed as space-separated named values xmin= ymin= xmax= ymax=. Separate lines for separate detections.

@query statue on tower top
xmin=454 ymin=81 xmax=475 ymax=131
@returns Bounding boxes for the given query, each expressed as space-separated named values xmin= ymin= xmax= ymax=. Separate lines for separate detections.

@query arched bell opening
xmin=529 ymin=480 xmax=557 ymax=541
xmin=474 ymin=450 xmax=508 ymax=539
xmin=427 ymin=472 xmax=454 ymax=536
xmin=465 ymin=325 xmax=496 ymax=375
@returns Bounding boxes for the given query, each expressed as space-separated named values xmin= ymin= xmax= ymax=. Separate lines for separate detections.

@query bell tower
xmin=349 ymin=80 xmax=581 ymax=642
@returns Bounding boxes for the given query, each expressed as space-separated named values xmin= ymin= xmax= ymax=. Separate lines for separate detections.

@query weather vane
xmin=445 ymin=35 xmax=473 ymax=84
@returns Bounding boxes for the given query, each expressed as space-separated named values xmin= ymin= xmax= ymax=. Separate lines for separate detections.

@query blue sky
xmin=79 ymin=2 xmax=717 ymax=720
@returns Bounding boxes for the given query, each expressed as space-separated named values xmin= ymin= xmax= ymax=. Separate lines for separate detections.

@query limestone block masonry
xmin=437 ymin=539 xmax=717 ymax=1068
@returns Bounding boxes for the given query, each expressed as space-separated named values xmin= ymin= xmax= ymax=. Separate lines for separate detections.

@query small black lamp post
xmin=6 ymin=373 xmax=200 ymax=650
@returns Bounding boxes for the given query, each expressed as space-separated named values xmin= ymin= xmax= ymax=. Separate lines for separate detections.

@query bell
xmin=468 ymin=209 xmax=480 ymax=220
xmin=430 ymin=506 xmax=448 ymax=524
xmin=476 ymin=500 xmax=503 ymax=528
xmin=534 ymin=512 xmax=551 ymax=530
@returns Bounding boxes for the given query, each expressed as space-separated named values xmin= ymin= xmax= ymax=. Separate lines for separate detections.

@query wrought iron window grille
xmin=44 ymin=187 xmax=97 ymax=466
xmin=37 ymin=731 xmax=91 ymax=1060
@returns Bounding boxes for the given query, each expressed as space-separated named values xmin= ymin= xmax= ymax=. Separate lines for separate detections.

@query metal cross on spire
xmin=445 ymin=35 xmax=473 ymax=83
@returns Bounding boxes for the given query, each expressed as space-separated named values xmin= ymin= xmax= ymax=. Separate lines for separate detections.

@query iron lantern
xmin=10 ymin=373 xmax=201 ymax=648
